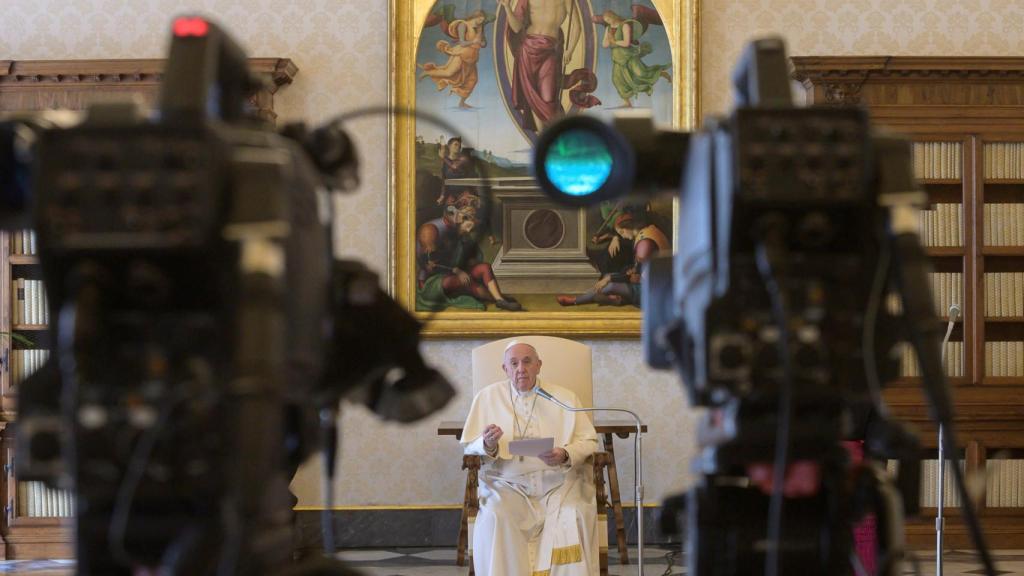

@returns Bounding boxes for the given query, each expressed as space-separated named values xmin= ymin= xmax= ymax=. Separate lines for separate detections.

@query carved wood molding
xmin=792 ymin=56 xmax=1024 ymax=109
xmin=822 ymin=82 xmax=863 ymax=106
xmin=792 ymin=56 xmax=1024 ymax=83
xmin=0 ymin=58 xmax=296 ymax=89
xmin=0 ymin=58 xmax=297 ymax=121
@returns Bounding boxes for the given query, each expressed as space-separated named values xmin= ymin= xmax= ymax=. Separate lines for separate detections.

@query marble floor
xmin=334 ymin=547 xmax=1024 ymax=575
xmin=1 ymin=548 xmax=1021 ymax=574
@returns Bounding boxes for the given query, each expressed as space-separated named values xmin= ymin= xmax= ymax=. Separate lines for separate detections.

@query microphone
xmin=936 ymin=302 xmax=960 ymax=576
xmin=535 ymin=387 xmax=647 ymax=576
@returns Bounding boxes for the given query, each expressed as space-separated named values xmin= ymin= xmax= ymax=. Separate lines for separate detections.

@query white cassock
xmin=462 ymin=379 xmax=599 ymax=576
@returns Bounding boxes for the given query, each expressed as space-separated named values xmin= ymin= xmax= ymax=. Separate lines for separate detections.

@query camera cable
xmin=862 ymin=240 xmax=892 ymax=416
xmin=320 ymin=405 xmax=340 ymax=557
xmin=754 ymin=230 xmax=794 ymax=576
xmin=108 ymin=389 xmax=187 ymax=569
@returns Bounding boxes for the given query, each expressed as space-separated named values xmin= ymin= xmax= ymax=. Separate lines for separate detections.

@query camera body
xmin=23 ymin=104 xmax=325 ymax=569
xmin=2 ymin=18 xmax=452 ymax=575
xmin=535 ymin=38 xmax=927 ymax=575
xmin=671 ymin=93 xmax=910 ymax=576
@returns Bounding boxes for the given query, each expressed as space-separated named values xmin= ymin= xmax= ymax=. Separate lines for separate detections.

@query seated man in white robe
xmin=462 ymin=341 xmax=599 ymax=576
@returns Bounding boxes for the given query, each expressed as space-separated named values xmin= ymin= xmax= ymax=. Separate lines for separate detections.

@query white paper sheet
xmin=508 ymin=437 xmax=554 ymax=457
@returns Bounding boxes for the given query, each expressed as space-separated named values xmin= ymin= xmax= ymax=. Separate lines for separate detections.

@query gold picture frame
xmin=389 ymin=0 xmax=700 ymax=338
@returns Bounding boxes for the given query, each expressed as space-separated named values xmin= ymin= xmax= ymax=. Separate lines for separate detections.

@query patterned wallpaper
xmin=4 ymin=0 xmax=1022 ymax=506
xmin=701 ymin=0 xmax=1024 ymax=116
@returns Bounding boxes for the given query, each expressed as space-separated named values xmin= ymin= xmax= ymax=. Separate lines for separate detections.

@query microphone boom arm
xmin=536 ymin=388 xmax=646 ymax=576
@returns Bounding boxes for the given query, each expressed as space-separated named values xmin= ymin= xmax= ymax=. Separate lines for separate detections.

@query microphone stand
xmin=936 ymin=303 xmax=960 ymax=576
xmin=536 ymin=388 xmax=646 ymax=576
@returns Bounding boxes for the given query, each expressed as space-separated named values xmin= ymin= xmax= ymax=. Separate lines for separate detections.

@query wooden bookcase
xmin=0 ymin=57 xmax=296 ymax=559
xmin=793 ymin=56 xmax=1024 ymax=550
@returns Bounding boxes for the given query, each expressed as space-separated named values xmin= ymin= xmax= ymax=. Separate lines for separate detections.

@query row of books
xmin=11 ymin=349 xmax=49 ymax=388
xmin=983 ymin=203 xmax=1024 ymax=246
xmin=17 ymin=481 xmax=73 ymax=518
xmin=9 ymin=230 xmax=37 ymax=256
xmin=12 ymin=278 xmax=49 ymax=326
xmin=898 ymin=341 xmax=963 ymax=378
xmin=887 ymin=459 xmax=966 ymax=508
xmin=983 ymin=142 xmax=1024 ymax=179
xmin=920 ymin=203 xmax=963 ymax=247
xmin=985 ymin=341 xmax=1024 ymax=377
xmin=928 ymin=273 xmax=962 ymax=319
xmin=986 ymin=459 xmax=1024 ymax=508
xmin=913 ymin=142 xmax=961 ymax=180
xmin=985 ymin=272 xmax=1024 ymax=317
xmin=884 ymin=273 xmax=963 ymax=319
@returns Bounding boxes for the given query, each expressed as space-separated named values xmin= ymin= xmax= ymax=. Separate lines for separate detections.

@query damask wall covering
xmin=3 ymin=0 xmax=1022 ymax=506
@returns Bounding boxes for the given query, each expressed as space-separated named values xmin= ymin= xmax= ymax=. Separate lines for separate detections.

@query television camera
xmin=533 ymin=38 xmax=997 ymax=576
xmin=0 ymin=17 xmax=454 ymax=575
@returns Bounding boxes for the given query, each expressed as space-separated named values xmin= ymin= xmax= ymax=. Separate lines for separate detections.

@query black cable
xmin=861 ymin=241 xmax=892 ymax=415
xmin=108 ymin=391 xmax=187 ymax=568
xmin=755 ymin=236 xmax=794 ymax=576
xmin=320 ymin=406 xmax=340 ymax=556
xmin=661 ymin=548 xmax=679 ymax=576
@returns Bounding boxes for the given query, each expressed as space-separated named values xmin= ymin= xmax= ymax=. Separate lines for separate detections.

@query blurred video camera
xmin=535 ymin=38 xmax=996 ymax=576
xmin=1 ymin=17 xmax=453 ymax=575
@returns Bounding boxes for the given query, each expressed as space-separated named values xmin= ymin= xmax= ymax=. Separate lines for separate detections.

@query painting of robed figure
xmin=391 ymin=0 xmax=698 ymax=336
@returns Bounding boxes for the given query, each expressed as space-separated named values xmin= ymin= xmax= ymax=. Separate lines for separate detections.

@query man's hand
xmin=608 ymin=235 xmax=621 ymax=257
xmin=539 ymin=448 xmax=569 ymax=466
xmin=482 ymin=424 xmax=503 ymax=453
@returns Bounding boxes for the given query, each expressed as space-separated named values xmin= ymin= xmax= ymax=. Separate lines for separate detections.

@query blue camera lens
xmin=543 ymin=128 xmax=613 ymax=197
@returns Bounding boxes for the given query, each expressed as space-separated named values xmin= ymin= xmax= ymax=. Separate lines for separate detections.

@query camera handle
xmin=159 ymin=17 xmax=256 ymax=124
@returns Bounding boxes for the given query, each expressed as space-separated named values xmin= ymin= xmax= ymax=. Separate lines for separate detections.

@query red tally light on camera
xmin=173 ymin=17 xmax=209 ymax=37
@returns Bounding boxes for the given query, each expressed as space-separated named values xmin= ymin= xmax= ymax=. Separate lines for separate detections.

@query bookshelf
xmin=792 ymin=56 xmax=1024 ymax=549
xmin=0 ymin=58 xmax=296 ymax=559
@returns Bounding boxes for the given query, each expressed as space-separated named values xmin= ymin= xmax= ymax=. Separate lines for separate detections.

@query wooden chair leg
xmin=594 ymin=454 xmax=610 ymax=576
xmin=458 ymin=455 xmax=480 ymax=568
xmin=603 ymin=433 xmax=630 ymax=565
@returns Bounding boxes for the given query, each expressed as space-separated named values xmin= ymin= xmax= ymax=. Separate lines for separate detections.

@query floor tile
xmin=335 ymin=550 xmax=406 ymax=562
xmin=409 ymin=549 xmax=459 ymax=561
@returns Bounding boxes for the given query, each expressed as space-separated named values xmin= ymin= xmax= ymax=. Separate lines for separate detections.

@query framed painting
xmin=389 ymin=0 xmax=699 ymax=337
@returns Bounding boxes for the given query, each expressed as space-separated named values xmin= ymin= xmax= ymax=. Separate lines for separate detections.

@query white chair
xmin=459 ymin=335 xmax=610 ymax=576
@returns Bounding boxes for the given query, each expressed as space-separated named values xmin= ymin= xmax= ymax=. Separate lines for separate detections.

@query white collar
xmin=509 ymin=379 xmax=539 ymax=398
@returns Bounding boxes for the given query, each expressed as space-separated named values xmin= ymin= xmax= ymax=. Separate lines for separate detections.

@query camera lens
xmin=533 ymin=115 xmax=635 ymax=207
xmin=543 ymin=128 xmax=613 ymax=198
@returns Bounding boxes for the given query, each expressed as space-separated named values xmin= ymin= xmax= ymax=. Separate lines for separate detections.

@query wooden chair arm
xmin=591 ymin=451 xmax=612 ymax=467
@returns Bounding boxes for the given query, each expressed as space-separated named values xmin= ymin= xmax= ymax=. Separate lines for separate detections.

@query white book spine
xmin=987 ymin=460 xmax=999 ymax=507
xmin=984 ymin=204 xmax=991 ymax=246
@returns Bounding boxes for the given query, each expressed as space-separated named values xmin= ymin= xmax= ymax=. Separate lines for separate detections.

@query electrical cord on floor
xmin=661 ymin=548 xmax=680 ymax=575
